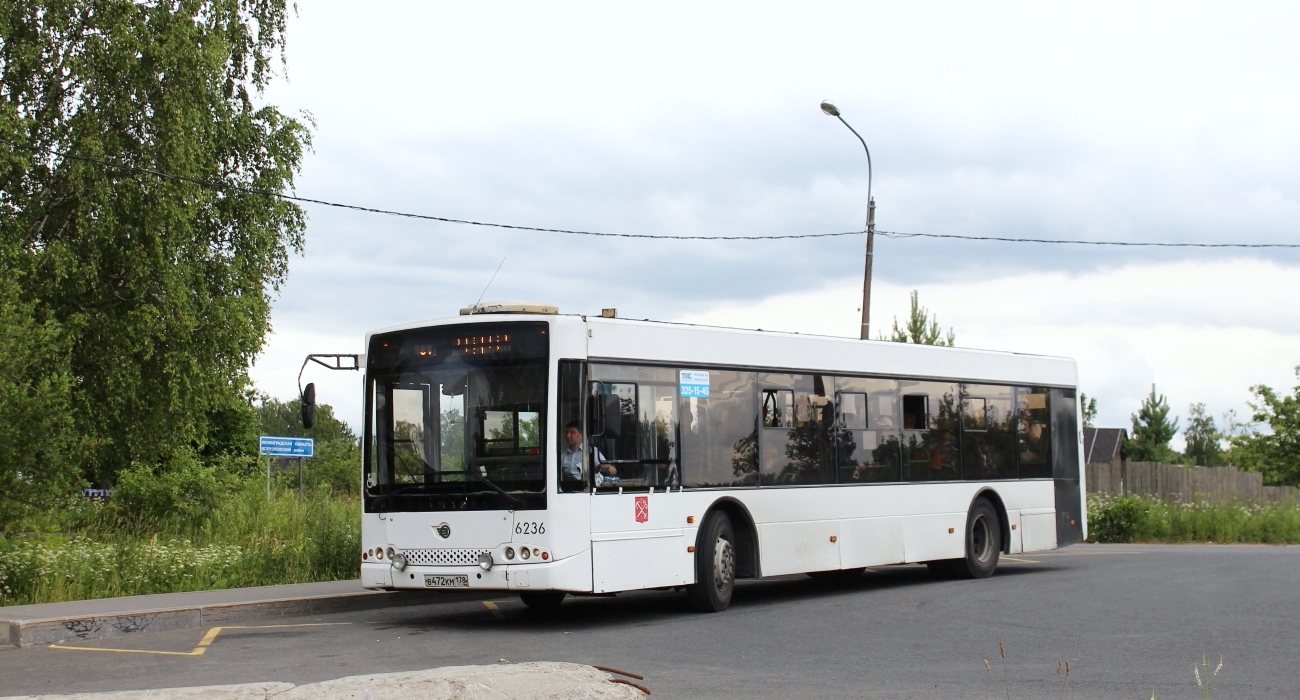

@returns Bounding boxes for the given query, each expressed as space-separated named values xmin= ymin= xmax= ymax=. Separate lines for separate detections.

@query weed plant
xmin=0 ymin=481 xmax=358 ymax=607
xmin=1088 ymin=494 xmax=1300 ymax=543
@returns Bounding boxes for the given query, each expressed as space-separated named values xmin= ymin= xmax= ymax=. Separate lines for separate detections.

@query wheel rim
xmin=713 ymin=536 xmax=735 ymax=592
xmin=971 ymin=514 xmax=994 ymax=564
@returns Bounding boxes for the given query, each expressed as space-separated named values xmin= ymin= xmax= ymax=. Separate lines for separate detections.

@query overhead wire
xmin=3 ymin=136 xmax=1298 ymax=248
xmin=874 ymin=230 xmax=1300 ymax=249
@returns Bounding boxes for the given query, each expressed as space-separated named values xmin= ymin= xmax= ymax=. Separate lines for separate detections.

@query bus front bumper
xmin=361 ymin=548 xmax=592 ymax=593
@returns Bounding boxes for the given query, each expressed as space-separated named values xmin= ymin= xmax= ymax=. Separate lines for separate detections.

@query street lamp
xmin=821 ymin=100 xmax=876 ymax=341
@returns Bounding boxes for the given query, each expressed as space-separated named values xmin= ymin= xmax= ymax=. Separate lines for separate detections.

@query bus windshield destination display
xmin=368 ymin=323 xmax=545 ymax=368
xmin=455 ymin=333 xmax=511 ymax=355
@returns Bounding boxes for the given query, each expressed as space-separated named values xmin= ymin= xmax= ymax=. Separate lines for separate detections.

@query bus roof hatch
xmin=459 ymin=301 xmax=559 ymax=316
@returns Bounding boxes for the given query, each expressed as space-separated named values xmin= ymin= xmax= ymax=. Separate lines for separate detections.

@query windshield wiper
xmin=474 ymin=474 xmax=521 ymax=507
xmin=367 ymin=484 xmax=433 ymax=510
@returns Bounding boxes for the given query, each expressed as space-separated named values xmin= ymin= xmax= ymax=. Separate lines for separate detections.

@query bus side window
xmin=902 ymin=395 xmax=928 ymax=430
xmin=557 ymin=360 xmax=587 ymax=492
xmin=590 ymin=382 xmax=637 ymax=460
xmin=586 ymin=364 xmax=684 ymax=490
xmin=960 ymin=385 xmax=1015 ymax=480
xmin=962 ymin=398 xmax=987 ymax=430
xmin=837 ymin=392 xmax=867 ymax=430
xmin=1017 ymin=387 xmax=1052 ymax=478
xmin=762 ymin=390 xmax=793 ymax=428
xmin=900 ymin=384 xmax=960 ymax=481
xmin=679 ymin=369 xmax=758 ymax=488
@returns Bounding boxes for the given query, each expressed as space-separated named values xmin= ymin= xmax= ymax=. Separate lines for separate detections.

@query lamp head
xmin=820 ymin=101 xmax=840 ymax=117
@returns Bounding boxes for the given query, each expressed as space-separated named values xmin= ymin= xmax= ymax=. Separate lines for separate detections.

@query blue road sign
xmin=259 ymin=436 xmax=315 ymax=458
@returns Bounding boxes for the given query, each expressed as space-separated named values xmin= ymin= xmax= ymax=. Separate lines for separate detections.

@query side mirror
xmin=587 ymin=395 xmax=603 ymax=438
xmin=603 ymin=393 xmax=622 ymax=439
xmin=585 ymin=389 xmax=623 ymax=440
xmin=301 ymin=383 xmax=316 ymax=429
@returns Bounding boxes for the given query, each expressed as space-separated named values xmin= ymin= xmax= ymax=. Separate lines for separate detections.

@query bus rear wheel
xmin=929 ymin=498 xmax=1001 ymax=579
xmin=519 ymin=591 xmax=566 ymax=609
xmin=686 ymin=511 xmax=736 ymax=612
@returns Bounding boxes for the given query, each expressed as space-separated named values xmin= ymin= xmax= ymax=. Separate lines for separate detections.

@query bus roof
xmin=365 ymin=312 xmax=1078 ymax=388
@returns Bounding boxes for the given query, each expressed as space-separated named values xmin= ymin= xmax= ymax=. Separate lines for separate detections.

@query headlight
xmin=520 ymin=548 xmax=531 ymax=560
xmin=478 ymin=552 xmax=494 ymax=571
xmin=504 ymin=547 xmax=515 ymax=560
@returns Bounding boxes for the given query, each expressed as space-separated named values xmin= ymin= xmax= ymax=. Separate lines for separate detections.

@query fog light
xmin=391 ymin=553 xmax=407 ymax=571
xmin=521 ymin=548 xmax=531 ymax=560
xmin=504 ymin=547 xmax=515 ymax=560
xmin=478 ymin=552 xmax=494 ymax=571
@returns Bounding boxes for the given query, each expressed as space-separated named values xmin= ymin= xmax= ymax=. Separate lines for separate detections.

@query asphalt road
xmin=2 ymin=544 xmax=1296 ymax=699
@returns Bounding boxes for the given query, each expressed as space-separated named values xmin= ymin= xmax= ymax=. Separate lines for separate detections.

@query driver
xmin=561 ymin=421 xmax=618 ymax=484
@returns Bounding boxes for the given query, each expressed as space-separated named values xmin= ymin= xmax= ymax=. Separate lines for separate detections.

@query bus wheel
xmin=519 ymin=591 xmax=566 ymax=609
xmin=686 ymin=511 xmax=736 ymax=612
xmin=932 ymin=499 xmax=1001 ymax=579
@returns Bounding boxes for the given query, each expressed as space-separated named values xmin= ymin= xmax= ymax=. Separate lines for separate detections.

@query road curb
xmin=2 ymin=589 xmax=490 ymax=648
xmin=0 ymin=663 xmax=647 ymax=699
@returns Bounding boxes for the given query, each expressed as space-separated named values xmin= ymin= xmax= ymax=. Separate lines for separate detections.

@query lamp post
xmin=820 ymin=100 xmax=875 ymax=341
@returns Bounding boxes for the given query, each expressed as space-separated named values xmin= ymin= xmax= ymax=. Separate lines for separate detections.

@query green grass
xmin=1088 ymin=493 xmax=1300 ymax=544
xmin=0 ymin=484 xmax=358 ymax=607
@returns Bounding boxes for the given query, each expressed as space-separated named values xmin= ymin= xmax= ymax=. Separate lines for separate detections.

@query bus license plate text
xmin=424 ymin=574 xmax=468 ymax=588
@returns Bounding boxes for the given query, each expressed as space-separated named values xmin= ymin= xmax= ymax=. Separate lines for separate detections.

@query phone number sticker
xmin=679 ymin=370 xmax=711 ymax=398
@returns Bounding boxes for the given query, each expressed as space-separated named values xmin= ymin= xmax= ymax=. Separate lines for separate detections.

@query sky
xmin=250 ymin=2 xmax=1300 ymax=449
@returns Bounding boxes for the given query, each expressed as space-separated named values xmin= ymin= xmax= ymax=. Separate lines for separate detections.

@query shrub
xmin=111 ymin=448 xmax=242 ymax=525
xmin=1088 ymin=494 xmax=1151 ymax=542
xmin=1088 ymin=494 xmax=1300 ymax=543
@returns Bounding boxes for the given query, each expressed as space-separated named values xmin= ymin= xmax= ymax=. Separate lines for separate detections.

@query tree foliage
xmin=258 ymin=397 xmax=360 ymax=494
xmin=1182 ymin=402 xmax=1224 ymax=467
xmin=0 ymin=274 xmax=84 ymax=524
xmin=1080 ymin=392 xmax=1098 ymax=429
xmin=1227 ymin=367 xmax=1300 ymax=487
xmin=881 ymin=290 xmax=955 ymax=346
xmin=1125 ymin=384 xmax=1180 ymax=463
xmin=0 ymin=0 xmax=311 ymax=493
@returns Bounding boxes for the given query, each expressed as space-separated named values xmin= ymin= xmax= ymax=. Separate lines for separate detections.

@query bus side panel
xmin=1051 ymin=388 xmax=1084 ymax=547
xmin=549 ymin=492 xmax=593 ymax=580
xmin=590 ymin=490 xmax=694 ymax=593
xmin=592 ymin=534 xmax=689 ymax=593
xmin=902 ymin=513 xmax=968 ymax=563
xmin=838 ymin=517 xmax=905 ymax=569
xmin=757 ymin=520 xmax=840 ymax=576
xmin=1020 ymin=509 xmax=1058 ymax=551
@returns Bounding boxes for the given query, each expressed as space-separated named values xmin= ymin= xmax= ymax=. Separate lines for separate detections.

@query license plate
xmin=424 ymin=574 xmax=469 ymax=588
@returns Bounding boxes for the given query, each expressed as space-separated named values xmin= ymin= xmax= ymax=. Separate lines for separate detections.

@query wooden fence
xmin=1086 ymin=460 xmax=1298 ymax=505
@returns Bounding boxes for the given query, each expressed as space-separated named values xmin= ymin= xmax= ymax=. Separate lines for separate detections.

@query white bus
xmin=357 ymin=304 xmax=1085 ymax=612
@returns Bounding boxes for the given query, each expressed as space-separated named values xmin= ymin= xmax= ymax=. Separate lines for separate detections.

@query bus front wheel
xmin=686 ymin=511 xmax=736 ymax=612
xmin=928 ymin=498 xmax=1001 ymax=579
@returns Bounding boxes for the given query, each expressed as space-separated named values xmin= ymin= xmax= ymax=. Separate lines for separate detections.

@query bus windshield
xmin=364 ymin=322 xmax=549 ymax=511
